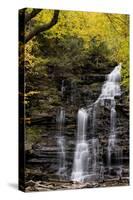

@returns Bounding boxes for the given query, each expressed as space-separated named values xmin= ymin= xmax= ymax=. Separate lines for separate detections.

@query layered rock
xmin=25 ymin=65 xmax=129 ymax=185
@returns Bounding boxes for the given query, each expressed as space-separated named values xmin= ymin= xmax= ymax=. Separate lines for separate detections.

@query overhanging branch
xmin=25 ymin=10 xmax=59 ymax=44
xmin=25 ymin=9 xmax=42 ymax=24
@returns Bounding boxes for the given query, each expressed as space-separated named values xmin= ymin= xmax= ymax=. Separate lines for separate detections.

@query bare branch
xmin=25 ymin=9 xmax=42 ymax=24
xmin=25 ymin=10 xmax=59 ymax=44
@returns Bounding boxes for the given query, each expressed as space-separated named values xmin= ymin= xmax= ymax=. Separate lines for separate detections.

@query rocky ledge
xmin=25 ymin=179 xmax=129 ymax=192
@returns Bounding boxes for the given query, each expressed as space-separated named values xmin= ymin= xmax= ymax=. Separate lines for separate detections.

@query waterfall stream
xmin=56 ymin=65 xmax=122 ymax=182
xmin=98 ymin=64 xmax=122 ymax=172
xmin=71 ymin=108 xmax=89 ymax=182
xmin=56 ymin=80 xmax=66 ymax=178
xmin=71 ymin=63 xmax=122 ymax=183
xmin=56 ymin=107 xmax=66 ymax=178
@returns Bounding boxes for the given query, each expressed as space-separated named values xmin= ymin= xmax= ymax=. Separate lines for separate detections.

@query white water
xmin=100 ymin=64 xmax=122 ymax=170
xmin=56 ymin=80 xmax=66 ymax=177
xmin=77 ymin=109 xmax=88 ymax=141
xmin=71 ymin=64 xmax=122 ymax=183
xmin=95 ymin=64 xmax=122 ymax=170
xmin=98 ymin=64 xmax=121 ymax=101
xmin=56 ymin=107 xmax=65 ymax=135
xmin=56 ymin=107 xmax=66 ymax=177
xmin=71 ymin=108 xmax=89 ymax=182
xmin=61 ymin=80 xmax=65 ymax=98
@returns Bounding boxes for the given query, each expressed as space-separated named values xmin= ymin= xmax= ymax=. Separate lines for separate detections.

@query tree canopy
xmin=20 ymin=9 xmax=129 ymax=128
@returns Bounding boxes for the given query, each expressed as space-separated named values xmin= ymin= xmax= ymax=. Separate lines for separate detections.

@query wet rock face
xmin=26 ymin=68 xmax=129 ymax=183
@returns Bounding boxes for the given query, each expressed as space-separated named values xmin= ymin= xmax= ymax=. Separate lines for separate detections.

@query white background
xmin=0 ymin=0 xmax=132 ymax=199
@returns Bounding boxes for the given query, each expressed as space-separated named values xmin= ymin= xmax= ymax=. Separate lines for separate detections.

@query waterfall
xmin=94 ymin=64 xmax=122 ymax=173
xmin=77 ymin=108 xmax=88 ymax=141
xmin=56 ymin=107 xmax=66 ymax=177
xmin=56 ymin=107 xmax=65 ymax=135
xmin=98 ymin=64 xmax=121 ymax=100
xmin=98 ymin=64 xmax=122 ymax=171
xmin=61 ymin=80 xmax=65 ymax=98
xmin=56 ymin=80 xmax=66 ymax=178
xmin=71 ymin=63 xmax=122 ymax=183
xmin=71 ymin=108 xmax=89 ymax=182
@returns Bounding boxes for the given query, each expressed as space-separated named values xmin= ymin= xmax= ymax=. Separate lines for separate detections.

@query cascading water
xmin=56 ymin=107 xmax=66 ymax=177
xmin=56 ymin=107 xmax=65 ymax=135
xmin=97 ymin=64 xmax=122 ymax=172
xmin=71 ymin=63 xmax=122 ymax=183
xmin=96 ymin=63 xmax=122 ymax=174
xmin=61 ymin=80 xmax=65 ymax=98
xmin=71 ymin=108 xmax=89 ymax=182
xmin=56 ymin=80 xmax=66 ymax=178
